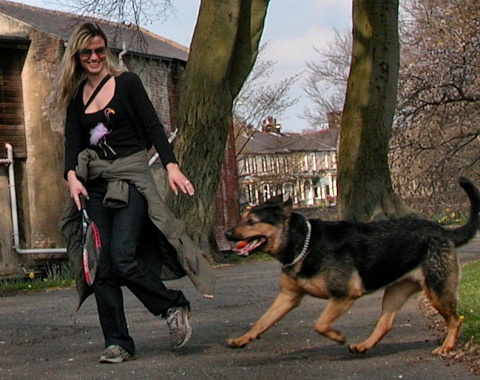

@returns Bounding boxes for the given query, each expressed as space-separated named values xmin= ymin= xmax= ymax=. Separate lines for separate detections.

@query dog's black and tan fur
xmin=225 ymin=177 xmax=480 ymax=355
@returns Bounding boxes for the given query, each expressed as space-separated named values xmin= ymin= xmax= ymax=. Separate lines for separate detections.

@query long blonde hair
xmin=52 ymin=22 xmax=125 ymax=111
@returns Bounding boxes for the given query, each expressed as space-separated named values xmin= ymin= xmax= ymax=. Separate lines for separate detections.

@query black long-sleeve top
xmin=64 ymin=71 xmax=177 ymax=179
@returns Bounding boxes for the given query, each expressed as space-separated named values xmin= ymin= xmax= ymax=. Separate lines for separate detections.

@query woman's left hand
xmin=166 ymin=163 xmax=195 ymax=196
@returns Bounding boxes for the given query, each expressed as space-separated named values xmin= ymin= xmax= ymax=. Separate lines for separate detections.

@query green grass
xmin=0 ymin=262 xmax=75 ymax=296
xmin=458 ymin=261 xmax=480 ymax=344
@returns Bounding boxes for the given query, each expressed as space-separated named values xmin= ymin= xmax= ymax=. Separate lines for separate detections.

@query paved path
xmin=1 ymin=237 xmax=479 ymax=379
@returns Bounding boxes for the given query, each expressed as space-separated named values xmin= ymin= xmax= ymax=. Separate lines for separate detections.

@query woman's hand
xmin=166 ymin=163 xmax=195 ymax=196
xmin=67 ymin=170 xmax=89 ymax=210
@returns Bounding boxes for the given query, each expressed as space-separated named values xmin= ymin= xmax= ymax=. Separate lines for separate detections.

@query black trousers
xmin=86 ymin=179 xmax=189 ymax=354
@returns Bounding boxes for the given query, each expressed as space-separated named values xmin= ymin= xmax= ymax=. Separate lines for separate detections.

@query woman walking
xmin=56 ymin=22 xmax=214 ymax=363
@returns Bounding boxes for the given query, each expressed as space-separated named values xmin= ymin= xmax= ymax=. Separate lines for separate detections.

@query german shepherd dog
xmin=224 ymin=177 xmax=480 ymax=355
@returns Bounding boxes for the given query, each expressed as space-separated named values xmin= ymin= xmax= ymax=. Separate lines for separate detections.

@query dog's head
xmin=225 ymin=194 xmax=292 ymax=257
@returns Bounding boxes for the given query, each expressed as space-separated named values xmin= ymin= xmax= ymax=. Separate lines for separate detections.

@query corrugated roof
xmin=0 ymin=0 xmax=188 ymax=61
xmin=237 ymin=129 xmax=339 ymax=156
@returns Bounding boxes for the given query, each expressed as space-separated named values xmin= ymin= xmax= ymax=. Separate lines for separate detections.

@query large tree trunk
xmin=168 ymin=0 xmax=269 ymax=260
xmin=338 ymin=0 xmax=409 ymax=221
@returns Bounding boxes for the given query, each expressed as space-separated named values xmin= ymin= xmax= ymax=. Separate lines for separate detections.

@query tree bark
xmin=168 ymin=0 xmax=269 ymax=260
xmin=338 ymin=0 xmax=409 ymax=221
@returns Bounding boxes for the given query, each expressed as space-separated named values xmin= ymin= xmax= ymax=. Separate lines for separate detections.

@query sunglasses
xmin=78 ymin=47 xmax=107 ymax=57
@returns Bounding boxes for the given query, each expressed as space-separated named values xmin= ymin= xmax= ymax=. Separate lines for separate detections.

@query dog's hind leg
xmin=423 ymin=244 xmax=462 ymax=355
xmin=348 ymin=279 xmax=421 ymax=354
xmin=314 ymin=298 xmax=356 ymax=344
xmin=424 ymin=289 xmax=462 ymax=355
xmin=227 ymin=287 xmax=304 ymax=348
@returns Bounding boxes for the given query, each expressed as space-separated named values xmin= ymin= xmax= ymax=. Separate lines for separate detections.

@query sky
xmin=11 ymin=0 xmax=352 ymax=132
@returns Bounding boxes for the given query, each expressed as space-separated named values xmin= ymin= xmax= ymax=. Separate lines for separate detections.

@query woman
xmin=55 ymin=22 xmax=214 ymax=363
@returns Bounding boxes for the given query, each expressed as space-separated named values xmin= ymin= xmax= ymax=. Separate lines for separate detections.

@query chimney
xmin=262 ymin=116 xmax=281 ymax=133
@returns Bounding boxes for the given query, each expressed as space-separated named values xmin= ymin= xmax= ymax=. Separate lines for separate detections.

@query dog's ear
xmin=267 ymin=193 xmax=284 ymax=205
xmin=267 ymin=193 xmax=293 ymax=206
xmin=282 ymin=196 xmax=293 ymax=217
xmin=283 ymin=197 xmax=293 ymax=208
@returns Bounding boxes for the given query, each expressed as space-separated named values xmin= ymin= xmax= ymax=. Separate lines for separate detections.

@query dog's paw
xmin=227 ymin=337 xmax=249 ymax=349
xmin=316 ymin=327 xmax=346 ymax=344
xmin=348 ymin=344 xmax=368 ymax=354
xmin=431 ymin=344 xmax=455 ymax=355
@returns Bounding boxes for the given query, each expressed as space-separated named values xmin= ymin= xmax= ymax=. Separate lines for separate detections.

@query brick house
xmin=235 ymin=115 xmax=340 ymax=209
xmin=0 ymin=0 xmax=190 ymax=277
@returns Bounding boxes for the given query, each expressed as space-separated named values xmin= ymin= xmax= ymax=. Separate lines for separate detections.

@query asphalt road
xmin=1 ymin=239 xmax=479 ymax=380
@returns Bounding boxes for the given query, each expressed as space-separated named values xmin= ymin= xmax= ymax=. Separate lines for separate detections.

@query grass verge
xmin=419 ymin=260 xmax=480 ymax=375
xmin=0 ymin=263 xmax=75 ymax=296
xmin=458 ymin=260 xmax=480 ymax=344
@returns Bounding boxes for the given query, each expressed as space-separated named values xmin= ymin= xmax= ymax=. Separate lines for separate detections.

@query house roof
xmin=237 ymin=129 xmax=339 ymax=156
xmin=0 ymin=0 xmax=188 ymax=61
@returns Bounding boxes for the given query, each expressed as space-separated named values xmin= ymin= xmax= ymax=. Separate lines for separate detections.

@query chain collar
xmin=283 ymin=219 xmax=311 ymax=269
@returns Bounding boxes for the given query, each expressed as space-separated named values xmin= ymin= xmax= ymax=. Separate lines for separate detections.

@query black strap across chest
xmin=83 ymin=74 xmax=112 ymax=111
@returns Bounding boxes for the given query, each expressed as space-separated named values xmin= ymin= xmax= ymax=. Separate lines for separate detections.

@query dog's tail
xmin=446 ymin=177 xmax=480 ymax=246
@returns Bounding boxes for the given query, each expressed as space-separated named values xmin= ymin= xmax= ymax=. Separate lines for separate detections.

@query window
xmin=304 ymin=180 xmax=314 ymax=205
xmin=0 ymin=46 xmax=28 ymax=158
xmin=303 ymin=155 xmax=308 ymax=172
xmin=262 ymin=184 xmax=270 ymax=202
xmin=282 ymin=157 xmax=289 ymax=173
xmin=246 ymin=184 xmax=255 ymax=205
xmin=261 ymin=156 xmax=268 ymax=172
xmin=272 ymin=156 xmax=279 ymax=173
xmin=243 ymin=158 xmax=250 ymax=175
xmin=283 ymin=183 xmax=293 ymax=198
xmin=310 ymin=153 xmax=317 ymax=172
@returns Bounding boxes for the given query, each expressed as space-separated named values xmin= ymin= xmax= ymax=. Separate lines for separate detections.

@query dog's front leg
xmin=227 ymin=288 xmax=304 ymax=348
xmin=314 ymin=298 xmax=355 ymax=344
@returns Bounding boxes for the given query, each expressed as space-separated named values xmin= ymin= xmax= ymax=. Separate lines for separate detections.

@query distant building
xmin=235 ymin=115 xmax=340 ymax=208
